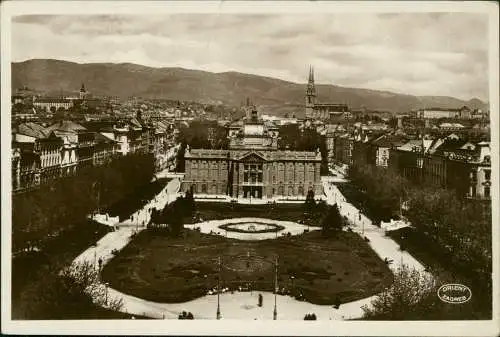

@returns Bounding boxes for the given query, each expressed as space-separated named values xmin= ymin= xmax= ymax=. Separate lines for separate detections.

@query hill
xmin=12 ymin=59 xmax=489 ymax=117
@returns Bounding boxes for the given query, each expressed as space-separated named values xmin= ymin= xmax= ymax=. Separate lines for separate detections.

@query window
xmin=298 ymin=186 xmax=304 ymax=196
xmin=484 ymin=186 xmax=490 ymax=198
xmin=485 ymin=170 xmax=491 ymax=181
xmin=243 ymin=163 xmax=263 ymax=184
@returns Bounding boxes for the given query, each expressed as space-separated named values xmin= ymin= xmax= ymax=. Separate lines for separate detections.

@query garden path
xmin=322 ymin=174 xmax=427 ymax=274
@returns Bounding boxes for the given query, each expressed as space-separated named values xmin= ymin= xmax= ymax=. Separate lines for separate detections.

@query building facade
xmin=182 ymin=107 xmax=323 ymax=199
xmin=416 ymin=106 xmax=473 ymax=119
xmin=389 ymin=138 xmax=491 ymax=200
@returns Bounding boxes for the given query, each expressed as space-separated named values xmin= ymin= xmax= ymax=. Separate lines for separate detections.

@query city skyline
xmin=12 ymin=13 xmax=489 ymax=102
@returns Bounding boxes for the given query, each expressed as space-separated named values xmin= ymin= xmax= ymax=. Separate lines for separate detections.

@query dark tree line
xmin=149 ymin=188 xmax=196 ymax=236
xmin=348 ymin=163 xmax=491 ymax=278
xmin=12 ymin=153 xmax=155 ymax=253
xmin=348 ymin=164 xmax=407 ymax=221
xmin=303 ymin=190 xmax=344 ymax=236
xmin=349 ymin=162 xmax=491 ymax=319
xmin=278 ymin=125 xmax=329 ymax=174
xmin=177 ymin=121 xmax=229 ymax=150
xmin=175 ymin=121 xmax=229 ymax=172
xmin=16 ymin=261 xmax=123 ymax=319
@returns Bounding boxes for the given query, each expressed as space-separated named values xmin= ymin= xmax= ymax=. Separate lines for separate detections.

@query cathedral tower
xmin=79 ymin=83 xmax=88 ymax=100
xmin=305 ymin=66 xmax=316 ymax=118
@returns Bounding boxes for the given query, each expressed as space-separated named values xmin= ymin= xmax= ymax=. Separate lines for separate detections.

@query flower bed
xmin=219 ymin=222 xmax=285 ymax=234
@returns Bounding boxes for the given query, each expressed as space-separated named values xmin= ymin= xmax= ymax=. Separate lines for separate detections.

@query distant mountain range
xmin=11 ymin=59 xmax=489 ymax=117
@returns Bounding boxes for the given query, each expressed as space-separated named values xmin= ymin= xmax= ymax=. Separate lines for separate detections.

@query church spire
xmin=305 ymin=65 xmax=316 ymax=118
xmin=306 ymin=65 xmax=316 ymax=97
xmin=308 ymin=65 xmax=315 ymax=84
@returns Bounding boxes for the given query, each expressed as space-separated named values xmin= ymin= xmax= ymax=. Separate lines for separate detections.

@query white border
xmin=1 ymin=1 xmax=499 ymax=336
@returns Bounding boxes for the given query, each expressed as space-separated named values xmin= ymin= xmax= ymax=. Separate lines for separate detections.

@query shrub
xmin=178 ymin=311 xmax=194 ymax=319
xmin=304 ymin=313 xmax=317 ymax=320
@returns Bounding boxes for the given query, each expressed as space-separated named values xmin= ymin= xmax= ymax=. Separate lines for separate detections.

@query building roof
xmin=45 ymin=120 xmax=87 ymax=133
xmin=129 ymin=117 xmax=144 ymax=129
xmin=15 ymin=122 xmax=51 ymax=139
xmin=422 ymin=106 xmax=470 ymax=112
xmin=397 ymin=139 xmax=425 ymax=152
xmin=185 ymin=148 xmax=321 ymax=162
xmin=95 ymin=132 xmax=115 ymax=144
xmin=439 ymin=122 xmax=464 ymax=129
xmin=371 ymin=133 xmax=408 ymax=148
xmin=35 ymin=97 xmax=72 ymax=104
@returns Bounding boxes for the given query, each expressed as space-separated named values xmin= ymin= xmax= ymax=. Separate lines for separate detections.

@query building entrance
xmin=243 ymin=186 xmax=263 ymax=199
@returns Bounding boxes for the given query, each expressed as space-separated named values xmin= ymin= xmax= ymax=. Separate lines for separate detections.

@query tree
xmin=304 ymin=189 xmax=316 ymax=215
xmin=167 ymin=198 xmax=184 ymax=236
xmin=17 ymin=261 xmax=122 ymax=319
xmin=55 ymin=106 xmax=66 ymax=120
xmin=321 ymin=204 xmax=344 ymax=237
xmin=13 ymin=153 xmax=156 ymax=253
xmin=184 ymin=188 xmax=196 ymax=217
xmin=178 ymin=311 xmax=194 ymax=319
xmin=304 ymin=313 xmax=317 ymax=320
xmin=362 ymin=264 xmax=438 ymax=320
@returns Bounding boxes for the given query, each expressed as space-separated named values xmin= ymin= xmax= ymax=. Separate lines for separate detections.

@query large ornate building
xmin=305 ymin=66 xmax=350 ymax=120
xmin=182 ymin=107 xmax=323 ymax=199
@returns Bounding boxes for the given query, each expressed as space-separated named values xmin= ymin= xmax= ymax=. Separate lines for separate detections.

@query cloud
xmin=11 ymin=13 xmax=489 ymax=101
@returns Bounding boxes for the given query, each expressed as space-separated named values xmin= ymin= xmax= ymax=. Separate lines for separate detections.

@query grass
xmin=102 ymin=229 xmax=393 ymax=305
xmin=186 ymin=202 xmax=324 ymax=227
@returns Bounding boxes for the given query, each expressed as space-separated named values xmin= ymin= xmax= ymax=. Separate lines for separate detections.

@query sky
xmin=11 ymin=13 xmax=489 ymax=101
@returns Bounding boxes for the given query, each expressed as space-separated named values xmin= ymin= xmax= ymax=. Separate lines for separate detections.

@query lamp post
xmin=105 ymin=282 xmax=109 ymax=305
xmin=273 ymin=255 xmax=278 ymax=320
xmin=216 ymin=256 xmax=221 ymax=320
xmin=92 ymin=181 xmax=101 ymax=214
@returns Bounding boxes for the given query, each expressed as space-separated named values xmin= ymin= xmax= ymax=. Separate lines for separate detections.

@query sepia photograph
xmin=1 ymin=1 xmax=498 ymax=335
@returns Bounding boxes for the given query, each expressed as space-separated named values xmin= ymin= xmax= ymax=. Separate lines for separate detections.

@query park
xmin=100 ymin=197 xmax=393 ymax=313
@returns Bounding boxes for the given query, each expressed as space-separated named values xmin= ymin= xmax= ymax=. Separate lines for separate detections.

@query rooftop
xmin=15 ymin=122 xmax=51 ymax=139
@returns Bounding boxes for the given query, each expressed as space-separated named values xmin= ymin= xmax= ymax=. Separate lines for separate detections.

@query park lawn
xmin=102 ymin=229 xmax=393 ymax=306
xmin=184 ymin=202 xmax=324 ymax=227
